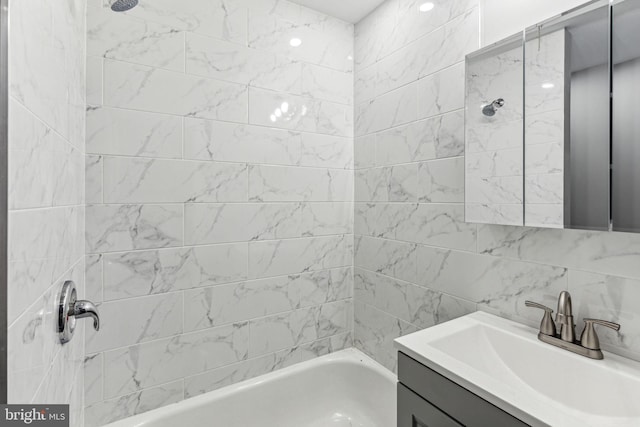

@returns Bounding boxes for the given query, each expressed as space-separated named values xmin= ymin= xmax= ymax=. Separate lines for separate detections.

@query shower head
xmin=482 ymin=98 xmax=505 ymax=117
xmin=110 ymin=0 xmax=139 ymax=12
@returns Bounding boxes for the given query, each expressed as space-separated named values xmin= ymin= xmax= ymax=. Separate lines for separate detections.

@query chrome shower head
xmin=482 ymin=98 xmax=505 ymax=117
xmin=110 ymin=0 xmax=138 ymax=12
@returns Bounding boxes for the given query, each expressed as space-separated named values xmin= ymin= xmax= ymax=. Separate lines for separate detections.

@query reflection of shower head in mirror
xmin=482 ymin=98 xmax=505 ymax=117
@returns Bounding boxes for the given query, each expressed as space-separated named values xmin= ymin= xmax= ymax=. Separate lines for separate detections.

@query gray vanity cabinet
xmin=397 ymin=352 xmax=530 ymax=427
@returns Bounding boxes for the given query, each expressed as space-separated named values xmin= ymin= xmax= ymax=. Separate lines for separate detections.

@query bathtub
xmin=105 ymin=348 xmax=397 ymax=427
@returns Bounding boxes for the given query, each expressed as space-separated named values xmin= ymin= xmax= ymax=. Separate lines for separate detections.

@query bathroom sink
xmin=395 ymin=311 xmax=640 ymax=427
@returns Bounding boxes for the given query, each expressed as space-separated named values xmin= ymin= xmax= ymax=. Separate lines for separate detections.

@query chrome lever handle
xmin=73 ymin=300 xmax=100 ymax=331
xmin=580 ymin=318 xmax=621 ymax=350
xmin=58 ymin=281 xmax=100 ymax=344
xmin=525 ymin=301 xmax=557 ymax=336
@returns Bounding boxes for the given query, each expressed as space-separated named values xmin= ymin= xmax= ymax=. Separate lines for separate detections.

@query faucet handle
xmin=580 ymin=318 xmax=621 ymax=350
xmin=525 ymin=301 xmax=557 ymax=336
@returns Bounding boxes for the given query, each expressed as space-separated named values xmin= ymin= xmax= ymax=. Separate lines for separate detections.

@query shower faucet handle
xmin=58 ymin=280 xmax=100 ymax=344
xmin=525 ymin=300 xmax=557 ymax=336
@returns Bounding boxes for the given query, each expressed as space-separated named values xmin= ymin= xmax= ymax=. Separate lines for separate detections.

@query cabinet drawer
xmin=398 ymin=383 xmax=462 ymax=427
xmin=398 ymin=352 xmax=529 ymax=427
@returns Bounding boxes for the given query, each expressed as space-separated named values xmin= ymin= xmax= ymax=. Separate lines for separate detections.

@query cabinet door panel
xmin=398 ymin=383 xmax=462 ymax=427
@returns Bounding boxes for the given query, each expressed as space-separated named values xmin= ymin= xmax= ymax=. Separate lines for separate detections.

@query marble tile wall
xmin=84 ymin=0 xmax=354 ymax=425
xmin=354 ymin=0 xmax=640 ymax=372
xmin=7 ymin=0 xmax=87 ymax=425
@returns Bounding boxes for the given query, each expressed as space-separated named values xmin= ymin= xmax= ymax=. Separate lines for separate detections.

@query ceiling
xmin=291 ymin=0 xmax=387 ymax=23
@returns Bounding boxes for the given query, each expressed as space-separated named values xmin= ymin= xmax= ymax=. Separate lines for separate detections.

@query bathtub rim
xmin=102 ymin=347 xmax=396 ymax=427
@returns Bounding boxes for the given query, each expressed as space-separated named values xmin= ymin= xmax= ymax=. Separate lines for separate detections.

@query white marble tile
xmin=354 ymin=134 xmax=376 ymax=169
xmin=85 ymin=254 xmax=103 ymax=304
xmin=249 ymin=88 xmax=353 ymax=137
xmin=355 ymin=236 xmax=417 ymax=284
xmin=466 ymin=147 xmax=523 ymax=178
xmin=249 ymin=165 xmax=352 ymax=202
xmin=418 ymin=157 xmax=464 ymax=202
xmin=569 ymin=270 xmax=640 ymax=361
xmin=418 ymin=63 xmax=465 ymax=119
xmin=477 ymin=225 xmax=640 ymax=280
xmin=248 ymin=307 xmax=319 ymax=357
xmin=184 ymin=118 xmax=300 ymax=166
xmin=85 ymin=204 xmax=183 ymax=254
xmin=354 ymin=300 xmax=418 ymax=372
xmin=465 ymin=175 xmax=523 ymax=204
xmin=354 ymin=64 xmax=377 ymax=103
xmin=104 ymin=60 xmax=248 ymax=122
xmin=525 ymin=173 xmax=563 ymax=204
xmin=85 ymin=155 xmax=103 ymax=204
xmin=185 ymin=267 xmax=353 ymax=332
xmin=355 ymin=168 xmax=391 ymax=202
xmin=353 ymin=0 xmax=398 ymax=70
xmin=184 ymin=278 xmax=297 ymax=332
xmin=301 ymin=63 xmax=353 ymax=105
xmin=299 ymin=133 xmax=353 ymax=169
xmin=84 ymin=380 xmax=183 ymax=427
xmin=525 ymin=142 xmax=563 ymax=175
xmin=103 ymin=322 xmax=248 ymax=398
xmin=356 ymin=268 xmax=476 ymax=329
xmin=51 ymin=137 xmax=84 ymax=207
xmin=388 ymin=164 xmax=418 ymax=202
xmin=301 ymin=202 xmax=353 ymax=236
xmin=118 ymin=0 xmax=247 ymax=44
xmin=8 ymin=99 xmax=55 ymax=210
xmin=86 ymin=292 xmax=183 ymax=353
xmin=465 ymin=203 xmax=524 ymax=226
xmin=84 ymin=353 xmax=103 ymax=406
xmin=184 ymin=203 xmax=302 ymax=245
xmin=86 ymin=56 xmax=103 ymax=105
xmin=249 ymin=235 xmax=352 ymax=279
xmin=103 ymin=244 xmax=248 ymax=300
xmin=418 ymin=246 xmax=568 ymax=326
xmin=86 ymin=106 xmax=182 ymax=159
xmin=355 ymin=203 xmax=377 ymax=237
xmin=525 ymin=204 xmax=564 ymax=229
xmin=10 ymin=0 xmax=87 ymax=147
xmin=183 ymin=347 xmax=300 ymax=399
xmin=378 ymin=203 xmax=477 ymax=251
xmin=391 ymin=0 xmax=478 ymax=54
xmin=248 ymin=6 xmax=353 ymax=72
xmin=186 ymin=32 xmax=301 ymax=94
xmin=355 ymin=82 xmax=417 ymax=136
xmin=417 ymin=8 xmax=479 ymax=77
xmin=88 ymin=3 xmax=184 ymax=71
xmin=102 ymin=157 xmax=248 ymax=203
xmin=376 ymin=110 xmax=464 ymax=165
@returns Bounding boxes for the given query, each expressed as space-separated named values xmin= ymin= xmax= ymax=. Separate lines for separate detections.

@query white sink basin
xmin=395 ymin=311 xmax=640 ymax=427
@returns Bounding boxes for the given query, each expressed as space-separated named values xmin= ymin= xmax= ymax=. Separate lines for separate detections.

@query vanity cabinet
xmin=397 ymin=352 xmax=529 ymax=427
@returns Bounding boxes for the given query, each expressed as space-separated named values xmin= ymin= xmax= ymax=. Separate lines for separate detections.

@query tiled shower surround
xmin=83 ymin=0 xmax=354 ymax=425
xmin=353 ymin=0 xmax=640 ymax=373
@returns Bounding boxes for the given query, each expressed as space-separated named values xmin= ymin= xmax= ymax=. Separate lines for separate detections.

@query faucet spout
xmin=556 ymin=291 xmax=575 ymax=342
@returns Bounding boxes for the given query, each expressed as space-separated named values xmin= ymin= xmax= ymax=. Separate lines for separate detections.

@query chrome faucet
xmin=525 ymin=291 xmax=620 ymax=360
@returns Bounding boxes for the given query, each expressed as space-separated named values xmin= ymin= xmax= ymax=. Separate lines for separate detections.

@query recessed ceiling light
xmin=290 ymin=38 xmax=302 ymax=47
xmin=281 ymin=102 xmax=289 ymax=113
xmin=541 ymin=82 xmax=555 ymax=89
xmin=419 ymin=2 xmax=435 ymax=12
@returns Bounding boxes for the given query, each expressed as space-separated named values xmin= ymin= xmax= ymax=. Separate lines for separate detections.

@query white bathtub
xmin=105 ymin=348 xmax=397 ymax=427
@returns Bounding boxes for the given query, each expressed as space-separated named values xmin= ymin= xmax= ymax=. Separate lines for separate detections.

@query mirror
xmin=524 ymin=1 xmax=610 ymax=230
xmin=612 ymin=0 xmax=640 ymax=232
xmin=465 ymin=0 xmax=618 ymax=231
xmin=465 ymin=35 xmax=524 ymax=226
